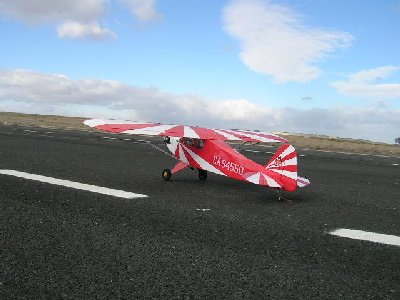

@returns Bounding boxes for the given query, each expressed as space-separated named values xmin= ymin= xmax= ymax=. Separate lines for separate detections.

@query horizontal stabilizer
xmin=297 ymin=176 xmax=310 ymax=188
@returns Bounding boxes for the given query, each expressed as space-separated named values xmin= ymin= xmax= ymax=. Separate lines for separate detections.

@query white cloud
xmin=57 ymin=21 xmax=116 ymax=40
xmin=0 ymin=0 xmax=162 ymax=39
xmin=1 ymin=69 xmax=399 ymax=143
xmin=223 ymin=0 xmax=353 ymax=83
xmin=0 ymin=0 xmax=114 ymax=40
xmin=0 ymin=0 xmax=105 ymax=24
xmin=331 ymin=66 xmax=400 ymax=99
xmin=349 ymin=66 xmax=399 ymax=83
xmin=122 ymin=0 xmax=162 ymax=22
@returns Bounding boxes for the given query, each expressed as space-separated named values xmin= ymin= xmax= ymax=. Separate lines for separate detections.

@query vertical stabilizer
xmin=265 ymin=144 xmax=298 ymax=192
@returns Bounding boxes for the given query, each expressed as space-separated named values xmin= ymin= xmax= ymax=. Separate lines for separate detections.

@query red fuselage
xmin=166 ymin=137 xmax=298 ymax=192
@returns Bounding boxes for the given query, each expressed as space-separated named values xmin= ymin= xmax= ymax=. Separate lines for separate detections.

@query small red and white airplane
xmin=84 ymin=119 xmax=310 ymax=193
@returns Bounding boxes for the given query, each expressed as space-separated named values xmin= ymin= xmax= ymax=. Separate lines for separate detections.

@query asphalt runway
xmin=0 ymin=124 xmax=399 ymax=299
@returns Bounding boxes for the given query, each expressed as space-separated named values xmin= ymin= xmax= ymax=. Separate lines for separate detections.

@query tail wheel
xmin=162 ymin=169 xmax=172 ymax=181
xmin=198 ymin=169 xmax=207 ymax=181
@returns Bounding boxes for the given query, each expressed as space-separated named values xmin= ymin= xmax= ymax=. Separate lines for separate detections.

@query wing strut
xmin=146 ymin=141 xmax=176 ymax=159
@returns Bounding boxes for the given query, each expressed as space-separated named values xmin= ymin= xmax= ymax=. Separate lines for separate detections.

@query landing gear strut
xmin=162 ymin=164 xmax=207 ymax=181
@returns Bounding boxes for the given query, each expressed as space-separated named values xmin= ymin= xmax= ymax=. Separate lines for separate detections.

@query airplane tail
xmin=264 ymin=144 xmax=310 ymax=191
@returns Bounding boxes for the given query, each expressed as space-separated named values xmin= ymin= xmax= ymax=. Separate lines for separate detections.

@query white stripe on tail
xmin=265 ymin=144 xmax=310 ymax=191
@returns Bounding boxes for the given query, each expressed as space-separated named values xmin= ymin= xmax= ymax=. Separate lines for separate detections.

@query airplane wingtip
xmin=83 ymin=119 xmax=105 ymax=127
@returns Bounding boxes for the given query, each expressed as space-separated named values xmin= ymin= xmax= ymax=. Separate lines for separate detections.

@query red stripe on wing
xmin=191 ymin=127 xmax=228 ymax=140
xmin=237 ymin=131 xmax=288 ymax=143
xmin=163 ymin=126 xmax=184 ymax=137
xmin=217 ymin=129 xmax=255 ymax=142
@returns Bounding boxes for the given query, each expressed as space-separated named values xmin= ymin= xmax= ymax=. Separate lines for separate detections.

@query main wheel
xmin=198 ymin=169 xmax=207 ymax=181
xmin=162 ymin=169 xmax=172 ymax=181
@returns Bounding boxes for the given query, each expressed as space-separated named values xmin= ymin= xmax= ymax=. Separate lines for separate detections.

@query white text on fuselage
xmin=213 ymin=156 xmax=244 ymax=175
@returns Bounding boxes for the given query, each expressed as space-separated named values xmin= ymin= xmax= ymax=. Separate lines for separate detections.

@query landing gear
xmin=198 ymin=169 xmax=207 ymax=181
xmin=162 ymin=164 xmax=207 ymax=181
xmin=162 ymin=169 xmax=171 ymax=181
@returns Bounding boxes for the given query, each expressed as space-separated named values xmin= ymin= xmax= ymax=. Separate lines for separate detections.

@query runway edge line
xmin=0 ymin=169 xmax=148 ymax=199
xmin=330 ymin=228 xmax=400 ymax=247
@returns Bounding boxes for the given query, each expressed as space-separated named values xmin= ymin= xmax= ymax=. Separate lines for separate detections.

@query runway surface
xmin=0 ymin=124 xmax=399 ymax=299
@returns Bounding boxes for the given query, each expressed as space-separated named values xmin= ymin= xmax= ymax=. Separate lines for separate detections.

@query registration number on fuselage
xmin=212 ymin=156 xmax=244 ymax=175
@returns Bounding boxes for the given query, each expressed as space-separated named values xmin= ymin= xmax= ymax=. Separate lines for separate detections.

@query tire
xmin=198 ymin=169 xmax=207 ymax=181
xmin=162 ymin=169 xmax=172 ymax=181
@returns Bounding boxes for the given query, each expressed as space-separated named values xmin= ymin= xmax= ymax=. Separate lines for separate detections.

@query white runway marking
xmin=330 ymin=229 xmax=400 ymax=247
xmin=245 ymin=150 xmax=260 ymax=153
xmin=196 ymin=208 xmax=211 ymax=211
xmin=39 ymin=135 xmax=54 ymax=138
xmin=0 ymin=169 xmax=147 ymax=199
xmin=393 ymin=163 xmax=399 ymax=166
xmin=23 ymin=129 xmax=37 ymax=133
xmin=312 ymin=149 xmax=334 ymax=153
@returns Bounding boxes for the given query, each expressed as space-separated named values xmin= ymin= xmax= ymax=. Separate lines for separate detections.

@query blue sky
xmin=0 ymin=0 xmax=399 ymax=143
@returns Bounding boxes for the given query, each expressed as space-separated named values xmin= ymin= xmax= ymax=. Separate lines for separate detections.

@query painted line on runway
xmin=393 ymin=163 xmax=399 ymax=166
xmin=0 ymin=169 xmax=148 ymax=199
xmin=330 ymin=228 xmax=400 ymax=247
xmin=301 ymin=148 xmax=399 ymax=159
xmin=39 ymin=135 xmax=55 ymax=138
xmin=308 ymin=149 xmax=334 ymax=153
xmin=60 ymin=136 xmax=80 ymax=140
xmin=245 ymin=150 xmax=261 ymax=153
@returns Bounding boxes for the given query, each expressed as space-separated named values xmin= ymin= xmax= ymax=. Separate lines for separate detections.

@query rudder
xmin=265 ymin=144 xmax=298 ymax=192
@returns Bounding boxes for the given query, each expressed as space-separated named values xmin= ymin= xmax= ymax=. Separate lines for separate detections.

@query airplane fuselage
xmin=165 ymin=137 xmax=297 ymax=191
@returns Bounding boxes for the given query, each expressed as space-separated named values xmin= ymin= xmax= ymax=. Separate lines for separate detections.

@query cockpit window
xmin=180 ymin=138 xmax=204 ymax=149
xmin=186 ymin=138 xmax=194 ymax=147
xmin=197 ymin=139 xmax=204 ymax=149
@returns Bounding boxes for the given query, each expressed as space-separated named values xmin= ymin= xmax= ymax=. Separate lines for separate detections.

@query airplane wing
xmin=83 ymin=118 xmax=287 ymax=143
